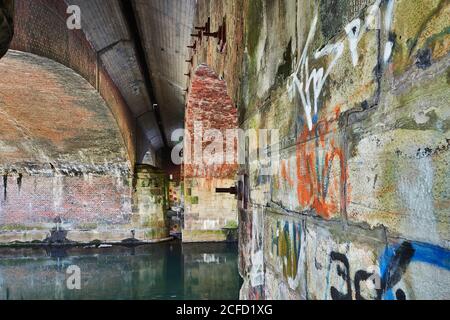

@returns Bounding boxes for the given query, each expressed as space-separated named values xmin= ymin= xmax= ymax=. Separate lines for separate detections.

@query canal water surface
xmin=0 ymin=241 xmax=241 ymax=300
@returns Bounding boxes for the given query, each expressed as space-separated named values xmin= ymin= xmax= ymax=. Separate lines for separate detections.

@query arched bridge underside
xmin=0 ymin=0 xmax=196 ymax=244
xmin=0 ymin=51 xmax=133 ymax=243
xmin=1 ymin=0 xmax=450 ymax=301
xmin=9 ymin=0 xmax=197 ymax=167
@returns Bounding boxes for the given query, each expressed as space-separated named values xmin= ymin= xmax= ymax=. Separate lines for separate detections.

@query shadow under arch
xmin=0 ymin=0 xmax=14 ymax=59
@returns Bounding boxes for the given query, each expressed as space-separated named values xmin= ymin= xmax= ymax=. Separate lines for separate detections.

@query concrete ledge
xmin=0 ymin=229 xmax=172 ymax=246
xmin=183 ymin=229 xmax=228 ymax=243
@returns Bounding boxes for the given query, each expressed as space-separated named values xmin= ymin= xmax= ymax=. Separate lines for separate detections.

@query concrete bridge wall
xmin=191 ymin=0 xmax=450 ymax=300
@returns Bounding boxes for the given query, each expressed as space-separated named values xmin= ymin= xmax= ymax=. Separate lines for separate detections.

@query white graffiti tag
xmin=288 ymin=0 xmax=395 ymax=131
xmin=288 ymin=15 xmax=344 ymax=131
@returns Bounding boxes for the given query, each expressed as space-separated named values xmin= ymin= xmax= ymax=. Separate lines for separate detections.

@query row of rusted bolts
xmin=183 ymin=17 xmax=227 ymax=94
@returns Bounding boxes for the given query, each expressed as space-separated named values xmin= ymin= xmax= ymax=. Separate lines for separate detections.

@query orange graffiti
xmin=281 ymin=160 xmax=295 ymax=187
xmin=281 ymin=116 xmax=348 ymax=220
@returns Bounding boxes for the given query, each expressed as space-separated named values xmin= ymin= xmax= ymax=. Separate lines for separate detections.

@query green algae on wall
xmin=132 ymin=165 xmax=170 ymax=241
xmin=391 ymin=0 xmax=449 ymax=75
xmin=246 ymin=0 xmax=264 ymax=60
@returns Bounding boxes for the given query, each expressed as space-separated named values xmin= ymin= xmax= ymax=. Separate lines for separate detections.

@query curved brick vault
xmin=0 ymin=50 xmax=129 ymax=173
xmin=0 ymin=50 xmax=135 ymax=241
xmin=0 ymin=50 xmax=171 ymax=244
xmin=8 ymin=0 xmax=197 ymax=168
xmin=8 ymin=0 xmax=140 ymax=166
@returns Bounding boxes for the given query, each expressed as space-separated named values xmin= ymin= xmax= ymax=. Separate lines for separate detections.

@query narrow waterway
xmin=0 ymin=241 xmax=241 ymax=300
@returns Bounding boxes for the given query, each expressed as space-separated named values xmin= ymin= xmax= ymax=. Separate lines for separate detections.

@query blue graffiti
xmin=379 ymin=241 xmax=450 ymax=300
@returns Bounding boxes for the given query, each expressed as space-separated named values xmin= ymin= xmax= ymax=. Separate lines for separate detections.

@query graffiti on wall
xmin=287 ymin=0 xmax=395 ymax=131
xmin=241 ymin=0 xmax=450 ymax=301
xmin=279 ymin=0 xmax=397 ymax=220
xmin=327 ymin=241 xmax=450 ymax=300
xmin=270 ymin=219 xmax=304 ymax=289
xmin=296 ymin=123 xmax=346 ymax=219
xmin=250 ymin=208 xmax=265 ymax=288
xmin=328 ymin=250 xmax=382 ymax=300
xmin=280 ymin=117 xmax=347 ymax=220
xmin=379 ymin=241 xmax=450 ymax=300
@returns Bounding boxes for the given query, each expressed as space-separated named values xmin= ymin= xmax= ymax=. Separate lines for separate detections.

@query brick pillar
xmin=183 ymin=64 xmax=239 ymax=242
xmin=132 ymin=165 xmax=170 ymax=241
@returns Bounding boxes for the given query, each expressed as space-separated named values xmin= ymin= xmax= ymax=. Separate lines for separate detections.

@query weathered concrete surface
xmin=133 ymin=0 xmax=196 ymax=147
xmin=132 ymin=165 xmax=170 ymax=241
xmin=183 ymin=65 xmax=239 ymax=242
xmin=192 ymin=0 xmax=450 ymax=299
xmin=0 ymin=0 xmax=13 ymax=59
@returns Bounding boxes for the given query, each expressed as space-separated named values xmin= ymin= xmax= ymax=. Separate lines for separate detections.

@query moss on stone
xmin=90 ymin=239 xmax=102 ymax=246
xmin=184 ymin=229 xmax=227 ymax=242
xmin=276 ymin=39 xmax=293 ymax=86
xmin=392 ymin=0 xmax=446 ymax=75
xmin=144 ymin=228 xmax=168 ymax=240
xmin=0 ymin=224 xmax=42 ymax=232
xmin=145 ymin=229 xmax=157 ymax=239
xmin=190 ymin=196 xmax=199 ymax=205
xmin=246 ymin=0 xmax=264 ymax=60
xmin=224 ymin=220 xmax=238 ymax=229
xmin=77 ymin=223 xmax=98 ymax=231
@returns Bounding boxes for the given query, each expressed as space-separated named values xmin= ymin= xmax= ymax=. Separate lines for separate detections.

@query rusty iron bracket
xmin=187 ymin=41 xmax=197 ymax=51
xmin=191 ymin=30 xmax=203 ymax=44
xmin=216 ymin=186 xmax=237 ymax=195
xmin=203 ymin=18 xmax=227 ymax=53
xmin=195 ymin=17 xmax=211 ymax=34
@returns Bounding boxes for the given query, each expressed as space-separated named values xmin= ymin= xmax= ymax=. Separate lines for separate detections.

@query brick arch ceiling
xmin=8 ymin=0 xmax=196 ymax=164
xmin=0 ymin=50 xmax=129 ymax=175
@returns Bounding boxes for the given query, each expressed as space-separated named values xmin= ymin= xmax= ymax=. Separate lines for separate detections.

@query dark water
xmin=0 ymin=241 xmax=242 ymax=300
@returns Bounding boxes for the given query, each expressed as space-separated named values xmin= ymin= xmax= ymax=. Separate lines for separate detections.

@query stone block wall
xmin=183 ymin=177 xmax=238 ymax=242
xmin=192 ymin=0 xmax=450 ymax=299
xmin=132 ymin=165 xmax=170 ymax=241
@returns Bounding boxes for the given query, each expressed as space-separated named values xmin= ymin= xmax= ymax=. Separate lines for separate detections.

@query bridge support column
xmin=182 ymin=64 xmax=239 ymax=243
xmin=132 ymin=165 xmax=170 ymax=241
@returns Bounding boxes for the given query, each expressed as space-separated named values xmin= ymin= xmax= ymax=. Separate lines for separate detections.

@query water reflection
xmin=0 ymin=241 xmax=241 ymax=300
